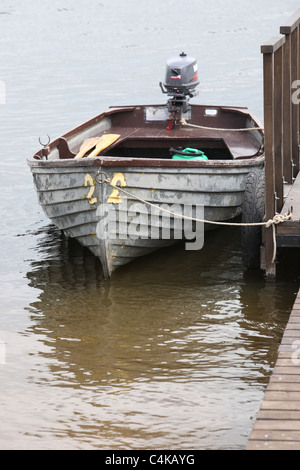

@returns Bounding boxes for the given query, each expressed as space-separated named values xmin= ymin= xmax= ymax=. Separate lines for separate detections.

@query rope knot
xmin=265 ymin=212 xmax=292 ymax=228
xmin=264 ymin=211 xmax=292 ymax=262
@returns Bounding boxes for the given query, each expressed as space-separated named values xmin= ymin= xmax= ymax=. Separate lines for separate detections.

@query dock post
xmin=261 ymin=37 xmax=285 ymax=277
xmin=262 ymin=49 xmax=276 ymax=277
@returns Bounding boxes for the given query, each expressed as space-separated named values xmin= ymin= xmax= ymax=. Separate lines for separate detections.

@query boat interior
xmin=34 ymin=104 xmax=264 ymax=162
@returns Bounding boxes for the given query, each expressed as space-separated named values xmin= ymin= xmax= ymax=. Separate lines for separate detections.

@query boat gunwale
xmin=28 ymin=154 xmax=264 ymax=169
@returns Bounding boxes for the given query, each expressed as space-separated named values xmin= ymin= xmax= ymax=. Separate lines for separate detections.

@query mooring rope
xmin=180 ymin=118 xmax=264 ymax=132
xmin=97 ymin=173 xmax=292 ymax=263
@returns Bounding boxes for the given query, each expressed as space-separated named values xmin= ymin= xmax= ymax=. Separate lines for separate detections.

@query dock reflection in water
xmin=19 ymin=225 xmax=298 ymax=449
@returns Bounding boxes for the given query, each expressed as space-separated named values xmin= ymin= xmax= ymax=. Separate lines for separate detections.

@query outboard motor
xmin=160 ymin=52 xmax=199 ymax=116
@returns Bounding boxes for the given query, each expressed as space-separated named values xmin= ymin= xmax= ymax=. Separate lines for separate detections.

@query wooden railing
xmin=261 ymin=9 xmax=300 ymax=276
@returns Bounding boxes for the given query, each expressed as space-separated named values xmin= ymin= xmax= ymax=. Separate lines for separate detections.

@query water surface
xmin=1 ymin=0 xmax=300 ymax=450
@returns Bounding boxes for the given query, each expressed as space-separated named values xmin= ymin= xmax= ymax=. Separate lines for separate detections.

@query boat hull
xmin=29 ymin=158 xmax=264 ymax=278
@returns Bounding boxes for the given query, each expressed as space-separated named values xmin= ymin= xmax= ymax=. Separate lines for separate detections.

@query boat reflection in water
xmin=23 ymin=223 xmax=296 ymax=449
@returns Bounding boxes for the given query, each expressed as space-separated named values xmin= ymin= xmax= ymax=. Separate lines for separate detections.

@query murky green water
xmin=1 ymin=0 xmax=300 ymax=450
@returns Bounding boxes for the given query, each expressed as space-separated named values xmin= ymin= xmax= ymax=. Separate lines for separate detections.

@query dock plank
xmin=246 ymin=290 xmax=300 ymax=450
xmin=258 ymin=410 xmax=300 ymax=419
xmin=277 ymin=172 xmax=300 ymax=249
xmin=280 ymin=171 xmax=300 ymax=221
xmin=260 ymin=402 xmax=300 ymax=411
xmin=246 ymin=441 xmax=300 ymax=450
xmin=263 ymin=390 xmax=300 ymax=400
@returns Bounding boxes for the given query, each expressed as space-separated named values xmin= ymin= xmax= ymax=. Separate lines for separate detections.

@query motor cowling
xmin=160 ymin=52 xmax=199 ymax=113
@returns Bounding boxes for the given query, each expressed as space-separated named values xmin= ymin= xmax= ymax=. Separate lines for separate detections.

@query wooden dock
xmin=260 ymin=8 xmax=300 ymax=277
xmin=246 ymin=290 xmax=300 ymax=450
xmin=244 ymin=8 xmax=300 ymax=450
